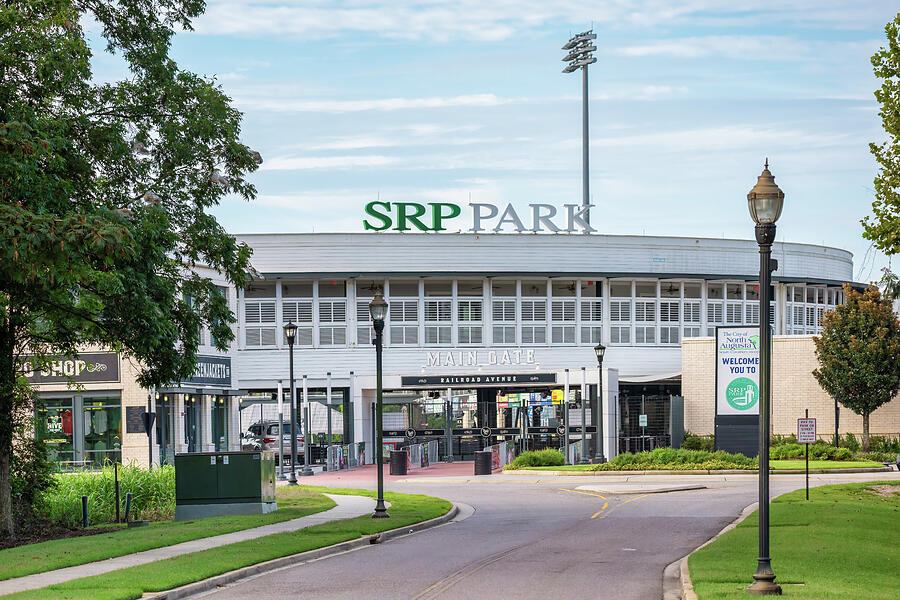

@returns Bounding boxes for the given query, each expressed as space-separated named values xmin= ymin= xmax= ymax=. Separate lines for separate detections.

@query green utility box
xmin=174 ymin=451 xmax=276 ymax=520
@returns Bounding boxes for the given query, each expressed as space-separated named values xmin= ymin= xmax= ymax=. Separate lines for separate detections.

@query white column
xmin=175 ymin=394 xmax=187 ymax=453
xmin=228 ymin=395 xmax=241 ymax=451
xmin=275 ymin=279 xmax=283 ymax=349
xmin=603 ymin=367 xmax=619 ymax=460
xmin=202 ymin=394 xmax=214 ymax=452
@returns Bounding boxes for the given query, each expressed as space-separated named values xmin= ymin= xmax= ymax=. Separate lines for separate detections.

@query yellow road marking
xmin=560 ymin=488 xmax=607 ymax=500
xmin=590 ymin=502 xmax=609 ymax=519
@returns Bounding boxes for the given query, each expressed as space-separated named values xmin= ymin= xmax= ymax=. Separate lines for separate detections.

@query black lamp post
xmin=369 ymin=289 xmax=389 ymax=519
xmin=283 ymin=321 xmax=299 ymax=486
xmin=593 ymin=343 xmax=607 ymax=463
xmin=747 ymin=159 xmax=784 ymax=596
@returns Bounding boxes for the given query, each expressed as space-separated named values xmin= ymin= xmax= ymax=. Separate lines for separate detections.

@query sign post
xmin=797 ymin=411 xmax=816 ymax=501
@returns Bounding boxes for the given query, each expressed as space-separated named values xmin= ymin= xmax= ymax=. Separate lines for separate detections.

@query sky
xmin=96 ymin=1 xmax=900 ymax=283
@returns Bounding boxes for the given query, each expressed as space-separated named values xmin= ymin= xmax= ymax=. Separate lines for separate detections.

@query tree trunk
xmin=0 ymin=311 xmax=15 ymax=538
xmin=862 ymin=413 xmax=870 ymax=453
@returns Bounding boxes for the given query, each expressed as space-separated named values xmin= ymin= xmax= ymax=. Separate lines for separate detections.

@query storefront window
xmin=37 ymin=398 xmax=76 ymax=464
xmin=83 ymin=397 xmax=122 ymax=466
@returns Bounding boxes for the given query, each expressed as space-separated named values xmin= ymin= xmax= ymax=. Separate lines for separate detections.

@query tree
xmin=0 ymin=1 xmax=260 ymax=537
xmin=863 ymin=13 xmax=900 ymax=251
xmin=813 ymin=285 xmax=900 ymax=451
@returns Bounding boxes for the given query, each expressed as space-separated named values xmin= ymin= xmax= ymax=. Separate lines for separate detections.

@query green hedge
xmin=505 ymin=449 xmax=565 ymax=469
xmin=591 ymin=448 xmax=758 ymax=471
xmin=40 ymin=463 xmax=175 ymax=527
xmin=769 ymin=442 xmax=853 ymax=460
xmin=682 ymin=432 xmax=715 ymax=452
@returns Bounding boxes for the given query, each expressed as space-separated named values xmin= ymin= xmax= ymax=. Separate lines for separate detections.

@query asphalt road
xmin=193 ymin=470 xmax=900 ymax=600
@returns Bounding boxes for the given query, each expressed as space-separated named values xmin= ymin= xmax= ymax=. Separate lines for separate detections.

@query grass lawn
xmin=507 ymin=461 xmax=885 ymax=471
xmin=4 ymin=487 xmax=452 ymax=600
xmin=770 ymin=460 xmax=885 ymax=470
xmin=0 ymin=486 xmax=334 ymax=581
xmin=689 ymin=481 xmax=900 ymax=599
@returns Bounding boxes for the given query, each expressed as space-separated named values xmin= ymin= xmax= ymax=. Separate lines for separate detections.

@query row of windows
xmin=240 ymin=280 xmax=845 ymax=348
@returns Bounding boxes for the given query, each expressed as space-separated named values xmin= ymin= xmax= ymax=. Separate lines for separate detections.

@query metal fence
xmin=564 ymin=441 xmax=583 ymax=465
xmin=618 ymin=435 xmax=671 ymax=454
xmin=325 ymin=442 xmax=367 ymax=471
xmin=485 ymin=441 xmax=517 ymax=471
xmin=405 ymin=440 xmax=439 ymax=470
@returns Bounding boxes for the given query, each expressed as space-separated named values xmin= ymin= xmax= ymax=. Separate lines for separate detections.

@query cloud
xmin=613 ymin=35 xmax=881 ymax=61
xmin=307 ymin=135 xmax=501 ymax=151
xmin=192 ymin=1 xmax=890 ymax=41
xmin=260 ymin=155 xmax=397 ymax=170
xmin=557 ymin=125 xmax=862 ymax=153
xmin=232 ymin=93 xmax=508 ymax=113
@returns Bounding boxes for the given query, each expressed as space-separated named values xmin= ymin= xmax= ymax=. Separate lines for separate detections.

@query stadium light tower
xmin=563 ymin=30 xmax=597 ymax=229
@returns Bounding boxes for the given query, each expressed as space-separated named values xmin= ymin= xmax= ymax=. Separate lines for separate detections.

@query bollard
xmin=81 ymin=495 xmax=89 ymax=527
xmin=124 ymin=492 xmax=133 ymax=523
xmin=389 ymin=450 xmax=408 ymax=476
xmin=474 ymin=450 xmax=493 ymax=475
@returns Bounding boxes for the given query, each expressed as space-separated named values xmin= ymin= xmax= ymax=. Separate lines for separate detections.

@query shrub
xmin=591 ymin=448 xmax=757 ymax=471
xmin=40 ymin=462 xmax=175 ymax=527
xmin=869 ymin=435 xmax=900 ymax=454
xmin=856 ymin=451 xmax=897 ymax=463
xmin=769 ymin=442 xmax=853 ymax=461
xmin=505 ymin=449 xmax=565 ymax=469
xmin=771 ymin=434 xmax=798 ymax=446
xmin=682 ymin=432 xmax=715 ymax=452
xmin=840 ymin=433 xmax=861 ymax=452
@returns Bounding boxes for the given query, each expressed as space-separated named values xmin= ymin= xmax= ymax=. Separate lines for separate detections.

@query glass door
xmin=184 ymin=395 xmax=202 ymax=453
xmin=156 ymin=394 xmax=176 ymax=464
xmin=82 ymin=397 xmax=122 ymax=466
xmin=212 ymin=396 xmax=227 ymax=451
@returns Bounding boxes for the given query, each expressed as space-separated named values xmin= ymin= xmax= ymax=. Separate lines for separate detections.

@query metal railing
xmin=564 ymin=441 xmax=582 ymax=465
xmin=405 ymin=440 xmax=439 ymax=471
xmin=326 ymin=442 xmax=367 ymax=471
xmin=618 ymin=435 xmax=671 ymax=454
xmin=485 ymin=441 xmax=517 ymax=471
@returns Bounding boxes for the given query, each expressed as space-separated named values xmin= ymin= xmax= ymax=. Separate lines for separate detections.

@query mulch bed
xmin=0 ymin=523 xmax=121 ymax=550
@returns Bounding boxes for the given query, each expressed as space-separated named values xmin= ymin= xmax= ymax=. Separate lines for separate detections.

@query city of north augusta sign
xmin=363 ymin=201 xmax=595 ymax=233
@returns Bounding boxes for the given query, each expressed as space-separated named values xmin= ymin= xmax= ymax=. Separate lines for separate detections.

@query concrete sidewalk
xmin=0 ymin=494 xmax=375 ymax=596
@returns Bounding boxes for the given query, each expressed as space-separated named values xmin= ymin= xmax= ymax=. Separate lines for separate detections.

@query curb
xmin=503 ymin=467 xmax=892 ymax=476
xmin=662 ymin=501 xmax=759 ymax=600
xmin=148 ymin=503 xmax=460 ymax=599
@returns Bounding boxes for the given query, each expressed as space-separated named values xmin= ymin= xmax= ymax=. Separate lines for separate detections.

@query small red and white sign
xmin=797 ymin=418 xmax=817 ymax=444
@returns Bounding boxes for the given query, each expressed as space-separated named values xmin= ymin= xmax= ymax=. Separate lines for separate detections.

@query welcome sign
xmin=363 ymin=201 xmax=595 ymax=233
xmin=716 ymin=326 xmax=761 ymax=416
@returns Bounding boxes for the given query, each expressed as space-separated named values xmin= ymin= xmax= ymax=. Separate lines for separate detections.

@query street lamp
xmin=562 ymin=30 xmax=597 ymax=230
xmin=369 ymin=289 xmax=389 ymax=519
xmin=593 ymin=342 xmax=607 ymax=463
xmin=746 ymin=159 xmax=784 ymax=596
xmin=283 ymin=321 xmax=299 ymax=486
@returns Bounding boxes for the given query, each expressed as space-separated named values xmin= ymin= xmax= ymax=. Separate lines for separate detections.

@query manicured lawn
xmin=5 ymin=487 xmax=452 ymax=600
xmin=0 ymin=486 xmax=334 ymax=581
xmin=511 ymin=460 xmax=884 ymax=473
xmin=689 ymin=481 xmax=900 ymax=599
xmin=507 ymin=464 xmax=594 ymax=471
xmin=508 ymin=461 xmax=885 ymax=471
xmin=770 ymin=460 xmax=885 ymax=470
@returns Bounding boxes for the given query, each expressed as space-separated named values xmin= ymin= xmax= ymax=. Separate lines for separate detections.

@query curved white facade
xmin=230 ymin=232 xmax=852 ymax=388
